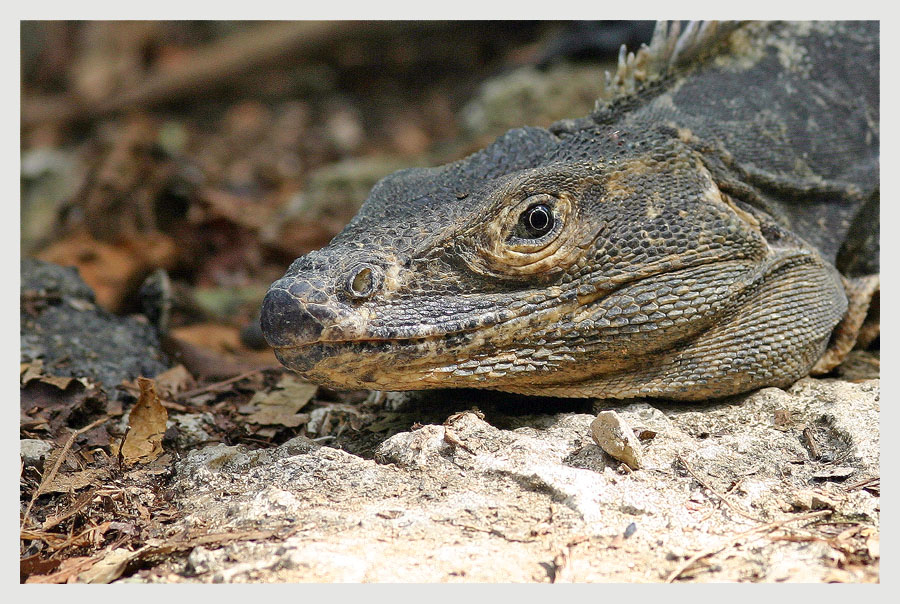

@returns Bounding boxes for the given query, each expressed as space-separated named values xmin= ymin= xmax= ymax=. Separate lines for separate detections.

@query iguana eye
xmin=473 ymin=190 xmax=578 ymax=276
xmin=514 ymin=203 xmax=555 ymax=239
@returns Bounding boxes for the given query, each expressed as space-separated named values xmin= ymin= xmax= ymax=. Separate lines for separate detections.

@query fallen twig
xmin=665 ymin=509 xmax=833 ymax=583
xmin=802 ymin=426 xmax=822 ymax=460
xmin=845 ymin=476 xmax=879 ymax=491
xmin=21 ymin=416 xmax=111 ymax=531
xmin=176 ymin=369 xmax=265 ymax=401
xmin=676 ymin=454 xmax=763 ymax=523
xmin=48 ymin=521 xmax=113 ymax=552
xmin=40 ymin=488 xmax=97 ymax=531
xmin=443 ymin=427 xmax=478 ymax=455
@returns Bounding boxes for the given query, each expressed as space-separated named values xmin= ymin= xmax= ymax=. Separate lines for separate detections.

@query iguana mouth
xmin=261 ymin=283 xmax=513 ymax=351
xmin=266 ymin=258 xmax=717 ymax=384
xmin=266 ymin=246 xmax=848 ymax=395
xmin=272 ymin=330 xmax=475 ymax=357
xmin=263 ymin=250 xmax=760 ymax=380
xmin=262 ymin=245 xmax=742 ymax=355
xmin=271 ymin=331 xmax=484 ymax=389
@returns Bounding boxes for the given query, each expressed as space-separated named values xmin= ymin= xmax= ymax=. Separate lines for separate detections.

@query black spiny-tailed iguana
xmin=261 ymin=21 xmax=879 ymax=401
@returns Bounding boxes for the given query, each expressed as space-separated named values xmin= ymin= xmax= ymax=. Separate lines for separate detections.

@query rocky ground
xmin=156 ymin=379 xmax=879 ymax=583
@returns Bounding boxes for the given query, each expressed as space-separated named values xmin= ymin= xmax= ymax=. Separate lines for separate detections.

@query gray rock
xmin=21 ymin=148 xmax=85 ymax=255
xmin=20 ymin=257 xmax=96 ymax=301
xmin=460 ymin=63 xmax=607 ymax=136
xmin=259 ymin=156 xmax=413 ymax=251
xmin=20 ymin=259 xmax=169 ymax=394
xmin=185 ymin=546 xmax=219 ymax=576
xmin=20 ymin=439 xmax=53 ymax=469
xmin=167 ymin=413 xmax=217 ymax=450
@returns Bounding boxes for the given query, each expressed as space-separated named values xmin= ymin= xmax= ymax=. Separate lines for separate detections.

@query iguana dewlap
xmin=261 ymin=21 xmax=879 ymax=400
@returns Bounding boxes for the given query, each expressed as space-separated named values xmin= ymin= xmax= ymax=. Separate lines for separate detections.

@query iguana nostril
xmin=260 ymin=287 xmax=324 ymax=348
xmin=345 ymin=264 xmax=382 ymax=300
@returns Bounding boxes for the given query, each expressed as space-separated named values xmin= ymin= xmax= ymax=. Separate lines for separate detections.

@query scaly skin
xmin=261 ymin=21 xmax=879 ymax=400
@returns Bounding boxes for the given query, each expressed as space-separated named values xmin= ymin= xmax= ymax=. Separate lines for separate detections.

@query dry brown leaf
xmin=167 ymin=323 xmax=276 ymax=379
xmin=25 ymin=555 xmax=96 ymax=584
xmin=37 ymin=229 xmax=177 ymax=311
xmin=42 ymin=468 xmax=108 ymax=494
xmin=171 ymin=322 xmax=243 ymax=352
xmin=77 ymin=547 xmax=144 ymax=584
xmin=20 ymin=553 xmax=61 ymax=581
xmin=201 ymin=188 xmax=272 ymax=230
xmin=43 ymin=375 xmax=77 ymax=390
xmin=117 ymin=377 xmax=168 ymax=465
xmin=20 ymin=359 xmax=79 ymax=390
xmin=153 ymin=364 xmax=196 ymax=398
xmin=20 ymin=361 xmax=45 ymax=385
xmin=242 ymin=374 xmax=316 ymax=427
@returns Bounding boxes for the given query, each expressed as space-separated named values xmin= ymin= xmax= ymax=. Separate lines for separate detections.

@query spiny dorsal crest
xmin=599 ymin=20 xmax=743 ymax=103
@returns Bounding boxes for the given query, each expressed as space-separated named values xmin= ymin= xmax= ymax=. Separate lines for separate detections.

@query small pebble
xmin=790 ymin=490 xmax=837 ymax=511
xmin=20 ymin=439 xmax=53 ymax=469
xmin=591 ymin=411 xmax=644 ymax=470
xmin=812 ymin=466 xmax=855 ymax=481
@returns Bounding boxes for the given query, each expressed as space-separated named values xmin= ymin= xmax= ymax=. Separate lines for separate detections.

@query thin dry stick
xmin=845 ymin=476 xmax=879 ymax=491
xmin=48 ymin=521 xmax=113 ymax=552
xmin=665 ymin=509 xmax=832 ymax=583
xmin=40 ymin=488 xmax=97 ymax=531
xmin=176 ymin=369 xmax=265 ymax=401
xmin=21 ymin=415 xmax=110 ymax=530
xmin=676 ymin=454 xmax=763 ymax=523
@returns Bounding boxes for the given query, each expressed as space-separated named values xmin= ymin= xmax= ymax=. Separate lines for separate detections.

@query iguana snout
xmin=261 ymin=252 xmax=387 ymax=349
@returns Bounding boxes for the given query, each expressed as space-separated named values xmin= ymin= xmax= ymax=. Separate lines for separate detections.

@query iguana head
xmin=261 ymin=124 xmax=845 ymax=399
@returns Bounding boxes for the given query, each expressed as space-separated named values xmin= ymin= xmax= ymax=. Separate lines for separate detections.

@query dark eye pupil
xmin=517 ymin=204 xmax=553 ymax=238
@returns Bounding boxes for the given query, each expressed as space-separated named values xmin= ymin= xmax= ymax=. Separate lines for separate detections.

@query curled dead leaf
xmin=115 ymin=377 xmax=168 ymax=465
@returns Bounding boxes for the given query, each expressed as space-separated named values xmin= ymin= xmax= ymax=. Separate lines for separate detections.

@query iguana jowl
xmin=261 ymin=21 xmax=879 ymax=400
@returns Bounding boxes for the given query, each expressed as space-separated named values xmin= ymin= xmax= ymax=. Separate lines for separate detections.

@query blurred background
xmin=20 ymin=20 xmax=654 ymax=374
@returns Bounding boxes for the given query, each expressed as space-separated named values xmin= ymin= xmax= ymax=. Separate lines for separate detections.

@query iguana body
xmin=261 ymin=21 xmax=879 ymax=400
